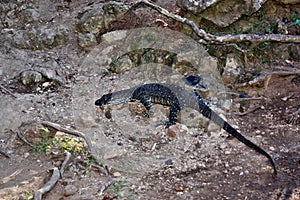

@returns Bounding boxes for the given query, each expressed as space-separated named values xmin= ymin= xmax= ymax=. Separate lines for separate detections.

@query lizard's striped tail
xmin=201 ymin=106 xmax=277 ymax=175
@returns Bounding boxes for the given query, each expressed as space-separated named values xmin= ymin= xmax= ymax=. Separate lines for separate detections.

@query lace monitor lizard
xmin=95 ymin=83 xmax=277 ymax=175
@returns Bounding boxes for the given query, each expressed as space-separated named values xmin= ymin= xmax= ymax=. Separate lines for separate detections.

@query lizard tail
xmin=201 ymin=106 xmax=277 ymax=175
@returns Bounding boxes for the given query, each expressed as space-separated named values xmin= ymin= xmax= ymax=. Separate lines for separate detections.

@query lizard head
xmin=95 ymin=93 xmax=112 ymax=106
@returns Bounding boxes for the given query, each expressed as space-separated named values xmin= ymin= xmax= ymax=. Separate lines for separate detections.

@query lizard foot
xmin=154 ymin=121 xmax=176 ymax=129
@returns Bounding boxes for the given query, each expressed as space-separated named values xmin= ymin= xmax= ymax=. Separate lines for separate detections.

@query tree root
xmin=34 ymin=168 xmax=60 ymax=200
xmin=34 ymin=151 xmax=71 ymax=200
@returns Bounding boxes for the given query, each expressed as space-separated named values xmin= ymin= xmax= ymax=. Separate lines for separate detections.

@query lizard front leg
xmin=138 ymin=96 xmax=154 ymax=117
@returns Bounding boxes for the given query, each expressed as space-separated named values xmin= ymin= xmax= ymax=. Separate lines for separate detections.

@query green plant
xmin=291 ymin=12 xmax=300 ymax=26
xmin=32 ymin=128 xmax=52 ymax=153
xmin=25 ymin=191 xmax=33 ymax=200
xmin=53 ymin=136 xmax=86 ymax=154
xmin=108 ymin=181 xmax=128 ymax=195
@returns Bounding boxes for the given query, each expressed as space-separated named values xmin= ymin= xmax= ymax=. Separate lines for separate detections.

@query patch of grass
xmin=32 ymin=128 xmax=52 ymax=154
xmin=52 ymin=136 xmax=86 ymax=154
xmin=31 ymin=128 xmax=86 ymax=156
xmin=106 ymin=180 xmax=134 ymax=199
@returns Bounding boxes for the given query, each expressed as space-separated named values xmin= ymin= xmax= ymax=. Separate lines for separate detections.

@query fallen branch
xmin=34 ymin=167 xmax=60 ymax=200
xmin=0 ymin=82 xmax=18 ymax=98
xmin=217 ymin=91 xmax=267 ymax=101
xmin=226 ymin=105 xmax=263 ymax=116
xmin=41 ymin=121 xmax=85 ymax=138
xmin=134 ymin=0 xmax=300 ymax=44
xmin=0 ymin=169 xmax=23 ymax=184
xmin=231 ymin=70 xmax=300 ymax=89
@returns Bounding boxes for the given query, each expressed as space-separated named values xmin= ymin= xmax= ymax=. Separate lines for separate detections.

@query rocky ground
xmin=0 ymin=0 xmax=300 ymax=199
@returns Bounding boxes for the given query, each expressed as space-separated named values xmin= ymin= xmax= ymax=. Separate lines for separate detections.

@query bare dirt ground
xmin=0 ymin=1 xmax=299 ymax=200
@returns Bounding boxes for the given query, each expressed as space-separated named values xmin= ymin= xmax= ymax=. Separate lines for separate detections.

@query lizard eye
xmin=95 ymin=93 xmax=112 ymax=106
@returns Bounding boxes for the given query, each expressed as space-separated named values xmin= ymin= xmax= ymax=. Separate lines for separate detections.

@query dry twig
xmin=0 ymin=169 xmax=23 ymax=184
xmin=231 ymin=70 xmax=300 ymax=89
xmin=17 ymin=131 xmax=35 ymax=148
xmin=0 ymin=82 xmax=18 ymax=98
xmin=289 ymin=106 xmax=300 ymax=124
xmin=0 ymin=149 xmax=10 ymax=158
xmin=226 ymin=105 xmax=263 ymax=116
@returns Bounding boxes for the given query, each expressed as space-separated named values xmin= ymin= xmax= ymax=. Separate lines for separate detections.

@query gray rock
xmin=177 ymin=0 xmax=220 ymax=14
xmin=38 ymin=25 xmax=69 ymax=49
xmin=177 ymin=0 xmax=267 ymax=27
xmin=12 ymin=25 xmax=69 ymax=50
xmin=64 ymin=185 xmax=77 ymax=196
xmin=102 ymin=2 xmax=129 ymax=27
xmin=20 ymin=70 xmax=43 ymax=85
xmin=77 ymin=9 xmax=105 ymax=34
xmin=19 ymin=8 xmax=40 ymax=23
xmin=78 ymin=33 xmax=97 ymax=48
xmin=223 ymin=53 xmax=242 ymax=83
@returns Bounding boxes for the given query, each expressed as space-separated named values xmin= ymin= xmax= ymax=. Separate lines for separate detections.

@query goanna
xmin=95 ymin=83 xmax=277 ymax=175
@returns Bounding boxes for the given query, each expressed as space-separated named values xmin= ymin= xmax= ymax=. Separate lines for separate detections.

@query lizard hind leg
xmin=165 ymin=104 xmax=181 ymax=128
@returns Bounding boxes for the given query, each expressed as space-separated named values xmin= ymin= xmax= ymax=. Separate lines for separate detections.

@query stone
xmin=113 ymin=172 xmax=121 ymax=177
xmin=64 ymin=185 xmax=77 ymax=196
xmin=20 ymin=70 xmax=43 ymax=85
xmin=177 ymin=0 xmax=220 ymax=14
xmin=78 ymin=33 xmax=97 ymax=48
xmin=38 ymin=25 xmax=69 ymax=49
xmin=12 ymin=25 xmax=69 ymax=50
xmin=19 ymin=8 xmax=40 ymax=23
xmin=77 ymin=9 xmax=105 ymax=34
xmin=223 ymin=53 xmax=242 ymax=83
xmin=177 ymin=0 xmax=268 ymax=27
xmin=290 ymin=44 xmax=300 ymax=60
xmin=102 ymin=2 xmax=129 ymax=27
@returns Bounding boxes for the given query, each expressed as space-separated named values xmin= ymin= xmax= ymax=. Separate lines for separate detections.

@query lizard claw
xmin=154 ymin=121 xmax=174 ymax=128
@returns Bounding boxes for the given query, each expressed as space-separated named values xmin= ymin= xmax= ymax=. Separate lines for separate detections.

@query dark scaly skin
xmin=95 ymin=83 xmax=277 ymax=175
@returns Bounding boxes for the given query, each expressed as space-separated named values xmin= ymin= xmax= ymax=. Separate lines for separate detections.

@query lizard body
xmin=95 ymin=83 xmax=277 ymax=175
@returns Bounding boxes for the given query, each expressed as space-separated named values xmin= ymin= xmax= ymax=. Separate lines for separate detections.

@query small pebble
xmin=64 ymin=185 xmax=77 ymax=196
xmin=269 ymin=146 xmax=275 ymax=151
xmin=165 ymin=158 xmax=173 ymax=165
xmin=113 ymin=172 xmax=121 ymax=177
xmin=224 ymin=150 xmax=231 ymax=155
